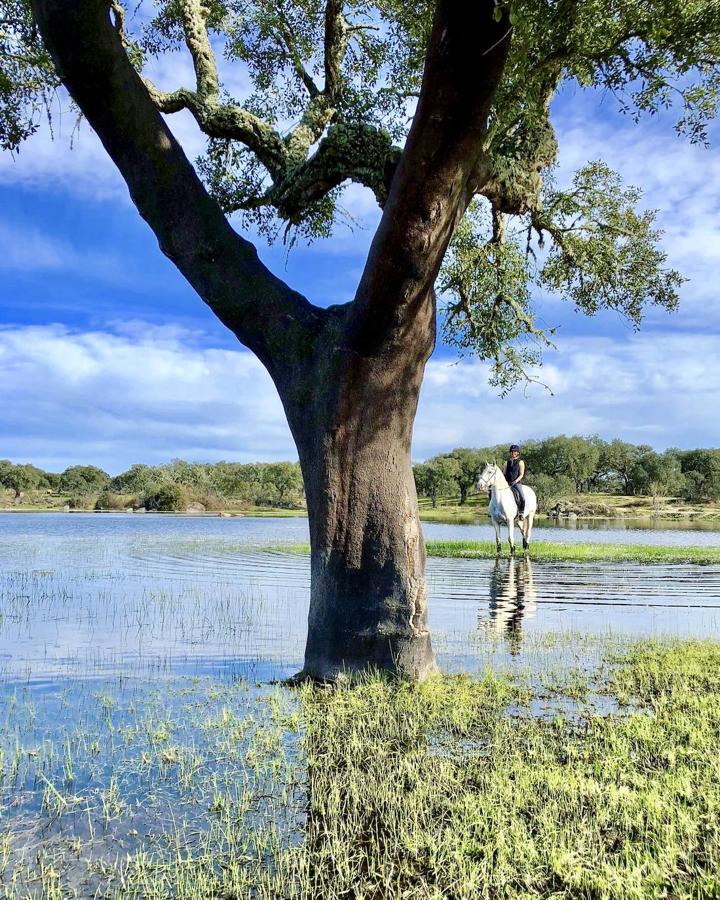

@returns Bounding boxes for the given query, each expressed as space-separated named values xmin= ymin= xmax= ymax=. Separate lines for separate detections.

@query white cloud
xmin=552 ymin=93 xmax=720 ymax=328
xmin=1 ymin=323 xmax=718 ymax=473
xmin=0 ymin=85 xmax=206 ymax=204
xmin=415 ymin=331 xmax=720 ymax=458
xmin=0 ymin=97 xmax=125 ymax=202
xmin=0 ymin=324 xmax=291 ymax=472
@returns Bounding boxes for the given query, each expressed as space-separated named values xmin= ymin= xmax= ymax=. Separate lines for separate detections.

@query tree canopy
xmin=3 ymin=0 xmax=717 ymax=387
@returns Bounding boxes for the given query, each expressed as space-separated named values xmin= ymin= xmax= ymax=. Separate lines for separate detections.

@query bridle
xmin=478 ymin=464 xmax=513 ymax=495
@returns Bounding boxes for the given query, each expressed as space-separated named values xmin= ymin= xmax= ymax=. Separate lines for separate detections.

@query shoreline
xmin=3 ymin=507 xmax=720 ymax=523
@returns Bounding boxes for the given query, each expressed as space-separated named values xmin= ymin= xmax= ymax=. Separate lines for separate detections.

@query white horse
xmin=475 ymin=462 xmax=537 ymax=555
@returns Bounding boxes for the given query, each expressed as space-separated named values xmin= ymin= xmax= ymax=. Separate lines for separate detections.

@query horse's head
xmin=475 ymin=462 xmax=496 ymax=493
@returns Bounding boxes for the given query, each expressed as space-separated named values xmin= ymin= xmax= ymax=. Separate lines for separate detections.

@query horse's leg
xmin=523 ymin=512 xmax=534 ymax=552
xmin=508 ymin=515 xmax=515 ymax=555
xmin=493 ymin=519 xmax=502 ymax=555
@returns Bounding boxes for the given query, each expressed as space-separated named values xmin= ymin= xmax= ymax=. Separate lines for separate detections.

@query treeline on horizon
xmin=1 ymin=435 xmax=719 ymax=512
xmin=415 ymin=437 xmax=720 ymax=510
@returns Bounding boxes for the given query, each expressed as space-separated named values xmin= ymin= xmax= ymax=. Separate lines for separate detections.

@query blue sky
xmin=1 ymin=45 xmax=719 ymax=474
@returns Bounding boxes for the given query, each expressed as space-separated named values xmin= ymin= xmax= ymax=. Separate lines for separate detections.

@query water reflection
xmin=484 ymin=558 xmax=537 ymax=654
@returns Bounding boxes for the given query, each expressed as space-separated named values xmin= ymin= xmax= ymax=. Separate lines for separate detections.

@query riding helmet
xmin=509 ymin=444 xmax=520 ymax=452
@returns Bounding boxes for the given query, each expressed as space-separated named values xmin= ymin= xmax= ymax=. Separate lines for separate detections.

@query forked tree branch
xmin=139 ymin=0 xmax=398 ymax=218
xmin=31 ymin=0 xmax=322 ymax=371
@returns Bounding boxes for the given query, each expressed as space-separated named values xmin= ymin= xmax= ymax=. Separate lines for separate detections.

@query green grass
xmin=426 ymin=539 xmax=720 ymax=564
xmin=266 ymin=540 xmax=720 ymax=565
xmin=3 ymin=638 xmax=720 ymax=896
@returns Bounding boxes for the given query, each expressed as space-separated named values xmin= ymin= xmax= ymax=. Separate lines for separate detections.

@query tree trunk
xmin=278 ymin=306 xmax=437 ymax=682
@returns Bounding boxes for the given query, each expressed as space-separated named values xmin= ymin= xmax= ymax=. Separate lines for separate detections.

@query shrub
xmin=67 ymin=493 xmax=96 ymax=510
xmin=95 ymin=491 xmax=133 ymax=511
xmin=186 ymin=489 xmax=224 ymax=511
xmin=143 ymin=483 xmax=187 ymax=512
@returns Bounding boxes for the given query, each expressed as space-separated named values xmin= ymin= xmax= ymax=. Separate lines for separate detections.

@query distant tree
xmin=143 ymin=483 xmax=187 ymax=512
xmin=110 ymin=464 xmax=162 ymax=494
xmin=0 ymin=463 xmax=43 ymax=500
xmin=0 ymin=459 xmax=13 ymax=486
xmin=630 ymin=451 xmax=682 ymax=501
xmin=524 ymin=435 xmax=599 ymax=492
xmin=95 ymin=490 xmax=130 ymax=511
xmin=597 ymin=439 xmax=641 ymax=493
xmin=39 ymin=471 xmax=62 ymax=491
xmin=165 ymin=459 xmax=213 ymax=489
xmin=414 ymin=457 xmax=461 ymax=508
xmin=678 ymin=449 xmax=720 ymax=501
xmin=531 ymin=473 xmax=576 ymax=512
xmin=266 ymin=462 xmax=304 ymax=504
xmin=448 ymin=448 xmax=485 ymax=505
xmin=59 ymin=465 xmax=110 ymax=495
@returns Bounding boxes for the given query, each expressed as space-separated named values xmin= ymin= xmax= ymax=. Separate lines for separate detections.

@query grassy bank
xmin=3 ymin=638 xmax=720 ymax=896
xmin=5 ymin=488 xmax=719 ymax=520
xmin=418 ymin=491 xmax=720 ymax=522
xmin=268 ymin=540 xmax=720 ymax=565
xmin=0 ymin=491 xmax=307 ymax=517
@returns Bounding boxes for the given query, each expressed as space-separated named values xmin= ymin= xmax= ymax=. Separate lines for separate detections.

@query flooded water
xmin=1 ymin=513 xmax=719 ymax=683
xmin=1 ymin=512 xmax=719 ymax=895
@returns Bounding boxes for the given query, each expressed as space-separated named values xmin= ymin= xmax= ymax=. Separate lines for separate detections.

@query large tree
xmin=3 ymin=0 xmax=718 ymax=679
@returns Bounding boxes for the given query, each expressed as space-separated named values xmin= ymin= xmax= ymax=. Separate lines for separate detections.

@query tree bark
xmin=277 ymin=296 xmax=437 ymax=681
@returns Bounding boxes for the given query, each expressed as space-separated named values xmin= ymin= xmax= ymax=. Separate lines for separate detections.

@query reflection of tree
xmin=484 ymin=558 xmax=537 ymax=654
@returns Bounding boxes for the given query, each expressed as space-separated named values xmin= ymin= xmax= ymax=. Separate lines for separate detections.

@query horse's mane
xmin=492 ymin=463 xmax=509 ymax=489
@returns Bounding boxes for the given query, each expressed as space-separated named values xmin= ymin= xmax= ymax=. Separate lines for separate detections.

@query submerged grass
xmin=266 ymin=540 xmax=720 ymax=565
xmin=2 ymin=639 xmax=720 ymax=897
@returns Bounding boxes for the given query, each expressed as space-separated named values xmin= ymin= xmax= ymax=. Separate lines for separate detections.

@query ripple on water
xmin=0 ymin=514 xmax=719 ymax=681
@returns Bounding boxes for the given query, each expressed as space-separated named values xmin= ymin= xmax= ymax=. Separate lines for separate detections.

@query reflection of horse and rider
xmin=481 ymin=556 xmax=537 ymax=654
xmin=476 ymin=445 xmax=538 ymax=554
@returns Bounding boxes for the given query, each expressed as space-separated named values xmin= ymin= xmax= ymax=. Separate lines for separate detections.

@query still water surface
xmin=1 ymin=513 xmax=719 ymax=683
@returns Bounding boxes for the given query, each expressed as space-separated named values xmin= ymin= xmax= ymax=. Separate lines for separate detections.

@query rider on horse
xmin=504 ymin=444 xmax=525 ymax=518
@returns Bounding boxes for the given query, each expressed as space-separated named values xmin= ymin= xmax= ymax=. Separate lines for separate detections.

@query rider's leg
xmin=511 ymin=484 xmax=524 ymax=516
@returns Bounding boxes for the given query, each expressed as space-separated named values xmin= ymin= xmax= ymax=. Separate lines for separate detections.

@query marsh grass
xmin=1 ymin=638 xmax=720 ymax=897
xmin=267 ymin=540 xmax=720 ymax=565
xmin=427 ymin=540 xmax=720 ymax=565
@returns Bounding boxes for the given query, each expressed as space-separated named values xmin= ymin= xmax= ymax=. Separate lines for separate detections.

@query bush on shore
xmin=142 ymin=483 xmax=188 ymax=512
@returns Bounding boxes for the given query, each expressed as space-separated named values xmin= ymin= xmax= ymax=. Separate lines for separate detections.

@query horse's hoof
xmin=510 ymin=547 xmax=515 ymax=556
xmin=496 ymin=546 xmax=502 ymax=556
xmin=522 ymin=539 xmax=529 ymax=550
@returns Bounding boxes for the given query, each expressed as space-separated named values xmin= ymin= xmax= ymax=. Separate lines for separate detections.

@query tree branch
xmin=348 ymin=0 xmax=512 ymax=354
xmin=141 ymin=76 xmax=289 ymax=178
xmin=139 ymin=0 xmax=289 ymax=179
xmin=31 ymin=0 xmax=323 ymax=371
xmin=177 ymin=0 xmax=219 ymax=101
xmin=281 ymin=0 xmax=350 ymax=163
xmin=267 ymin=122 xmax=401 ymax=219
xmin=324 ymin=0 xmax=348 ymax=103
xmin=276 ymin=17 xmax=320 ymax=98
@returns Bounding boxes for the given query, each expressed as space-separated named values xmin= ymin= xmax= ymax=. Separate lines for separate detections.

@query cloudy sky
xmin=1 ymin=27 xmax=719 ymax=474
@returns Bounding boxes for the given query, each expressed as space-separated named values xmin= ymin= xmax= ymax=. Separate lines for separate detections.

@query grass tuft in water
xmin=245 ymin=641 xmax=720 ymax=899
xmin=266 ymin=540 xmax=720 ymax=565
xmin=3 ymin=639 xmax=720 ymax=897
